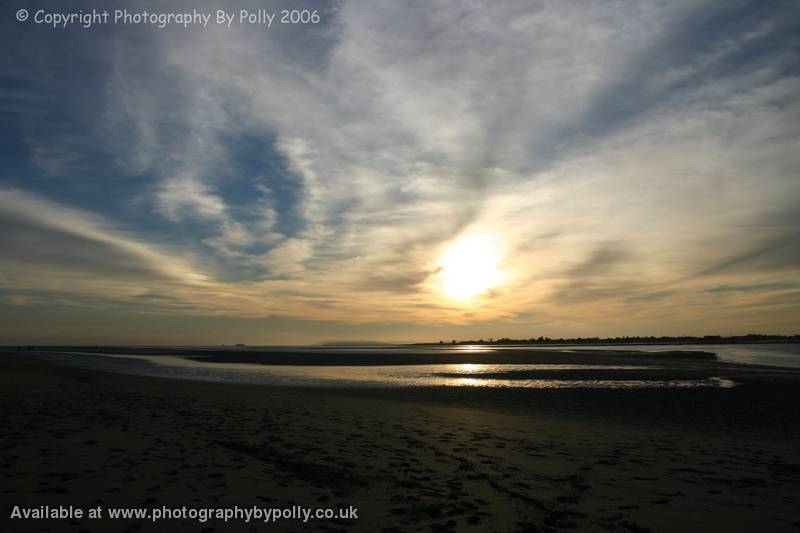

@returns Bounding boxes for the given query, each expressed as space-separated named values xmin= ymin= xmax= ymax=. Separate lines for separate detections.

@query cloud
xmin=564 ymin=245 xmax=634 ymax=280
xmin=262 ymin=238 xmax=312 ymax=276
xmin=693 ymin=207 xmax=800 ymax=278
xmin=156 ymin=176 xmax=228 ymax=221
xmin=708 ymin=283 xmax=799 ymax=294
xmin=0 ymin=188 xmax=209 ymax=301
xmin=2 ymin=0 xmax=799 ymax=337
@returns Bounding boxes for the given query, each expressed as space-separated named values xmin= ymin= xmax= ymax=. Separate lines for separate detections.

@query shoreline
xmin=11 ymin=349 xmax=800 ymax=437
xmin=2 ymin=355 xmax=800 ymax=531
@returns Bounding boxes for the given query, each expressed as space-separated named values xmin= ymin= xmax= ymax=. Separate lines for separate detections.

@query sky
xmin=1 ymin=0 xmax=799 ymax=345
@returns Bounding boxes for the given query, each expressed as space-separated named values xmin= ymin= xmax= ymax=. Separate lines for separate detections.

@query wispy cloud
xmin=0 ymin=188 xmax=209 ymax=293
xmin=1 ymin=0 xmax=799 ymax=339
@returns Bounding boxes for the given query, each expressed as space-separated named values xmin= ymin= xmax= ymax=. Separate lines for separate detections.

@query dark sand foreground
xmin=2 ymin=354 xmax=800 ymax=532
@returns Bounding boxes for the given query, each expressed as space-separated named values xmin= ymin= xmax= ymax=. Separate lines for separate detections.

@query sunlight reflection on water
xmin=36 ymin=352 xmax=737 ymax=389
xmin=452 ymin=345 xmax=493 ymax=353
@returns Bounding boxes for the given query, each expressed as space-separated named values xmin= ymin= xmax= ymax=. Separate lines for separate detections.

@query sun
xmin=437 ymin=234 xmax=503 ymax=300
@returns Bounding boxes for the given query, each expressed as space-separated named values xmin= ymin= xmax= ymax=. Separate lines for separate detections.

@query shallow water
xmin=36 ymin=351 xmax=737 ymax=389
xmin=295 ymin=343 xmax=800 ymax=368
xmin=76 ymin=342 xmax=799 ymax=367
xmin=525 ymin=343 xmax=800 ymax=368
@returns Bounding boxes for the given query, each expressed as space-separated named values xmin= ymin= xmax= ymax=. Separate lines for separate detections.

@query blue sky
xmin=1 ymin=0 xmax=799 ymax=344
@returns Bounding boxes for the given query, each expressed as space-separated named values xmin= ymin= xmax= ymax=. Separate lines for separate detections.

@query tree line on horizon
xmin=424 ymin=333 xmax=800 ymax=346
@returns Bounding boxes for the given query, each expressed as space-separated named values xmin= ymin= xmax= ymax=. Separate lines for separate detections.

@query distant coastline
xmin=413 ymin=333 xmax=800 ymax=346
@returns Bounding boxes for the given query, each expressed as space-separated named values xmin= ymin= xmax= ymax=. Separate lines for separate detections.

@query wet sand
xmin=2 ymin=354 xmax=800 ymax=532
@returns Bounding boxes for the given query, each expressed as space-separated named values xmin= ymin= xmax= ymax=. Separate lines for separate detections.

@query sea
xmin=28 ymin=343 xmax=799 ymax=390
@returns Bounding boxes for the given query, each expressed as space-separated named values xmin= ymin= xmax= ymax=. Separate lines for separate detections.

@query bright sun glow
xmin=438 ymin=234 xmax=503 ymax=300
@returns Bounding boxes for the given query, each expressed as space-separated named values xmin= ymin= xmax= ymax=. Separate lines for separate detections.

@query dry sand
xmin=1 ymin=354 xmax=800 ymax=532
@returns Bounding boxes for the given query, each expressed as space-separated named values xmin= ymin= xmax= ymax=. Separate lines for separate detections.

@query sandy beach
xmin=1 ymin=352 xmax=800 ymax=532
